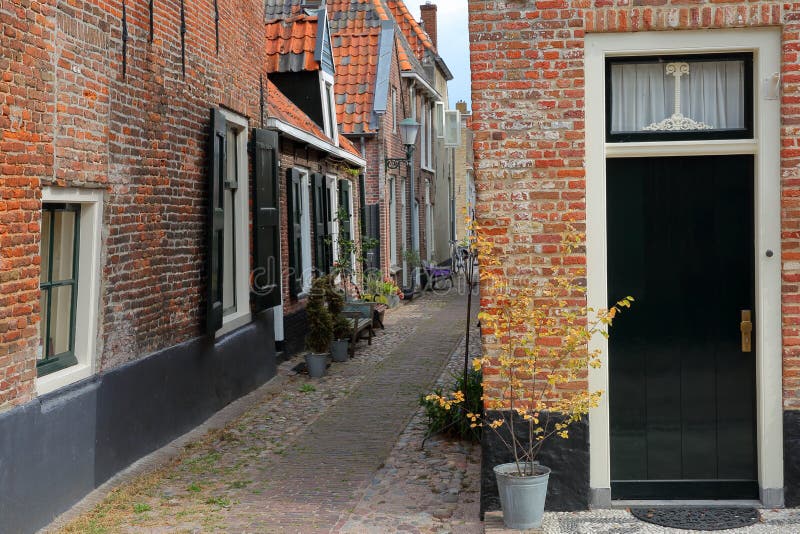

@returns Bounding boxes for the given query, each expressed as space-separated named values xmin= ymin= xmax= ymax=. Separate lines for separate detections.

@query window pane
xmin=223 ymin=188 xmax=236 ymax=315
xmin=49 ymin=284 xmax=73 ymax=356
xmin=41 ymin=210 xmax=51 ymax=283
xmin=609 ymin=58 xmax=746 ymax=134
xmin=51 ymin=210 xmax=76 ymax=282
xmin=39 ymin=289 xmax=49 ymax=359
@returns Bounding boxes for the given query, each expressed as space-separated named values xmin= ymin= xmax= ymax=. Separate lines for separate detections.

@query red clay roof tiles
xmin=265 ymin=14 xmax=320 ymax=73
xmin=267 ymin=80 xmax=362 ymax=160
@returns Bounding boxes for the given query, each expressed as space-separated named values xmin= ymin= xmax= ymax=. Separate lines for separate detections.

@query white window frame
xmin=389 ymin=176 xmax=398 ymax=267
xmin=299 ymin=170 xmax=313 ymax=294
xmin=320 ymin=71 xmax=339 ymax=146
xmin=420 ymin=98 xmax=427 ymax=169
xmin=425 ymin=181 xmax=433 ymax=261
xmin=400 ymin=177 xmax=408 ymax=286
xmin=216 ymin=110 xmax=252 ymax=336
xmin=410 ymin=86 xmax=417 ymax=120
xmin=327 ymin=175 xmax=339 ymax=266
xmin=37 ymin=187 xmax=103 ymax=396
xmin=585 ymin=28 xmax=782 ymax=508
xmin=435 ymin=101 xmax=445 ymax=138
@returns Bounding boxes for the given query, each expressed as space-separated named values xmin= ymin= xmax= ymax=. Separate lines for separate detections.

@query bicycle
xmin=449 ymin=240 xmax=469 ymax=275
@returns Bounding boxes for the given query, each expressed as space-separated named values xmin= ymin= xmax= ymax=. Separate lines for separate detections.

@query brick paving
xmin=45 ymin=290 xmax=474 ymax=533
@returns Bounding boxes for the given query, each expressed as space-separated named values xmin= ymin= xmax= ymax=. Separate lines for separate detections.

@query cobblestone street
xmin=45 ymin=290 xmax=482 ymax=533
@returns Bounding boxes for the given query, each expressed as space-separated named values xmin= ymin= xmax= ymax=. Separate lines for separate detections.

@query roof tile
xmin=265 ymin=14 xmax=320 ymax=74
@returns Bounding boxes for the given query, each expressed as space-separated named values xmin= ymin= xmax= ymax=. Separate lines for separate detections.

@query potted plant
xmin=304 ymin=276 xmax=333 ymax=378
xmin=324 ymin=276 xmax=351 ymax=363
xmin=427 ymin=224 xmax=632 ymax=529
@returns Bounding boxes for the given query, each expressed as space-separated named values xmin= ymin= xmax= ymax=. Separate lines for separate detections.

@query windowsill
xmin=216 ymin=310 xmax=252 ymax=338
xmin=36 ymin=362 xmax=92 ymax=396
xmin=421 ymin=166 xmax=435 ymax=173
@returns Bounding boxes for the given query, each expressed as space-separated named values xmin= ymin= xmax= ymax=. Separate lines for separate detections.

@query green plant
xmin=187 ymin=482 xmax=202 ymax=493
xmin=323 ymin=275 xmax=352 ymax=340
xmin=420 ymin=369 xmax=483 ymax=442
xmin=299 ymin=384 xmax=316 ymax=393
xmin=132 ymin=503 xmax=151 ymax=514
xmin=306 ymin=276 xmax=333 ymax=354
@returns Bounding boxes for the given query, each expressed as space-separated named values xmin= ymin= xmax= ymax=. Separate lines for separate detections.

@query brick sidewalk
xmin=46 ymin=290 xmax=469 ymax=533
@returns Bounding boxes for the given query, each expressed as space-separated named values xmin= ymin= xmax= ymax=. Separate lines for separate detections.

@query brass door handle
xmin=741 ymin=310 xmax=752 ymax=353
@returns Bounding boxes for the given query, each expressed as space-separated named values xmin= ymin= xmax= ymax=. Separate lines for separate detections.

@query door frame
xmin=585 ymin=28 xmax=783 ymax=507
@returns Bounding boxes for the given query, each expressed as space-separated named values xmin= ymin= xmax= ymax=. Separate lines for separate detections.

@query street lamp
xmin=384 ymin=117 xmax=421 ymax=289
xmin=384 ymin=118 xmax=420 ymax=169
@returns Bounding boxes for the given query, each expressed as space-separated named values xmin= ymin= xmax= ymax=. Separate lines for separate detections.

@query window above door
xmin=606 ymin=53 xmax=753 ymax=142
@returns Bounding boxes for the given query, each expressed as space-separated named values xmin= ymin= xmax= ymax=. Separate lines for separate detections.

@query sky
xmin=408 ymin=1 xmax=471 ymax=110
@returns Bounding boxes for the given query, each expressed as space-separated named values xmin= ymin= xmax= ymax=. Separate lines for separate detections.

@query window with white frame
xmin=425 ymin=182 xmax=433 ymax=261
xmin=320 ymin=72 xmax=339 ymax=145
xmin=435 ymin=101 xmax=445 ymax=138
xmin=400 ymin=177 xmax=408 ymax=286
xmin=37 ymin=187 xmax=103 ymax=395
xmin=410 ymin=86 xmax=417 ymax=120
xmin=300 ymin=172 xmax=313 ymax=293
xmin=426 ymin=103 xmax=433 ymax=168
xmin=420 ymin=97 xmax=428 ymax=168
xmin=389 ymin=176 xmax=398 ymax=267
xmin=327 ymin=176 xmax=339 ymax=266
xmin=219 ymin=111 xmax=251 ymax=333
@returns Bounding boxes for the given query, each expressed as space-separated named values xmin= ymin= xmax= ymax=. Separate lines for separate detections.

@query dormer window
xmin=320 ymin=71 xmax=338 ymax=146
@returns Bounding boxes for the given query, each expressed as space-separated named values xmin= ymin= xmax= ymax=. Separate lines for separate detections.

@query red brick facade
xmin=469 ymin=0 xmax=800 ymax=409
xmin=0 ymin=0 xmax=272 ymax=407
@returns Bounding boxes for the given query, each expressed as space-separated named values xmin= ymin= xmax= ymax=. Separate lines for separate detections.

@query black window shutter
xmin=364 ymin=203 xmax=381 ymax=272
xmin=338 ymin=179 xmax=351 ymax=243
xmin=324 ymin=179 xmax=333 ymax=271
xmin=286 ymin=168 xmax=303 ymax=298
xmin=252 ymin=128 xmax=281 ymax=312
xmin=207 ymin=108 xmax=227 ymax=335
xmin=312 ymin=172 xmax=327 ymax=275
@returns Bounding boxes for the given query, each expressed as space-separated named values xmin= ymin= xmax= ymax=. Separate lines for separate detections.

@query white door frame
xmin=585 ymin=28 xmax=783 ymax=508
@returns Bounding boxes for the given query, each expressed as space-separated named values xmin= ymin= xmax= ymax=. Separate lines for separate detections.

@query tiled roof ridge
xmin=384 ymin=0 xmax=434 ymax=58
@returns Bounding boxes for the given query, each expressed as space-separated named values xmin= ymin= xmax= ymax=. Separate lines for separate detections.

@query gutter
xmin=265 ymin=117 xmax=366 ymax=168
xmin=401 ymin=71 xmax=441 ymax=100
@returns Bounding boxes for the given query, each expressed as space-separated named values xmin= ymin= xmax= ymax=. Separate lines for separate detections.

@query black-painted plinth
xmin=480 ymin=410 xmax=590 ymax=517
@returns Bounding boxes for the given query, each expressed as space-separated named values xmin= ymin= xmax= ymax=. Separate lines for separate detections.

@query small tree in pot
xmin=324 ymin=276 xmax=351 ymax=362
xmin=305 ymin=276 xmax=333 ymax=378
xmin=427 ymin=223 xmax=632 ymax=529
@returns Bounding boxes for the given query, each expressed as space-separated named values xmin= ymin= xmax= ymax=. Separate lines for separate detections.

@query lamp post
xmin=385 ymin=118 xmax=421 ymax=286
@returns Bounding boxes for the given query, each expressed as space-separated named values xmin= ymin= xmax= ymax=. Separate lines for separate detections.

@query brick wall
xmin=0 ymin=0 xmax=272 ymax=407
xmin=468 ymin=0 xmax=800 ymax=408
xmin=0 ymin=0 xmax=56 ymax=407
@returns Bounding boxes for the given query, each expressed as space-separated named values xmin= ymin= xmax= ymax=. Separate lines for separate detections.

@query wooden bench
xmin=342 ymin=302 xmax=376 ymax=357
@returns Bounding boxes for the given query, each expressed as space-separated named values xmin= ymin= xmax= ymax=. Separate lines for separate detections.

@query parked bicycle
xmin=449 ymin=240 xmax=470 ymax=275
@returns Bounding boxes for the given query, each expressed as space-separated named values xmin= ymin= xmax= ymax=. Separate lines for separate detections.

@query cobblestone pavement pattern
xmin=536 ymin=508 xmax=800 ymax=533
xmin=46 ymin=289 xmax=478 ymax=533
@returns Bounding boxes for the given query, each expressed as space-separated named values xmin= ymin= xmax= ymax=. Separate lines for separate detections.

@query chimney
xmin=455 ymin=100 xmax=468 ymax=114
xmin=419 ymin=1 xmax=438 ymax=50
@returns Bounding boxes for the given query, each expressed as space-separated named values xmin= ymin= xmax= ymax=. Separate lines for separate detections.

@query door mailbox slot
xmin=741 ymin=310 xmax=753 ymax=353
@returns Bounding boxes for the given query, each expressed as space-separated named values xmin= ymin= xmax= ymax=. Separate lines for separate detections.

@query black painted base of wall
xmin=785 ymin=410 xmax=800 ymax=507
xmin=0 ymin=311 xmax=277 ymax=534
xmin=282 ymin=307 xmax=308 ymax=357
xmin=480 ymin=410 xmax=590 ymax=517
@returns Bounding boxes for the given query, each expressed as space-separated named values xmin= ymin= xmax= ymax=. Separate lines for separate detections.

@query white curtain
xmin=610 ymin=60 xmax=745 ymax=133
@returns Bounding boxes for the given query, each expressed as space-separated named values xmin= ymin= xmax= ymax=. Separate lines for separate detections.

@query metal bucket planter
xmin=386 ymin=294 xmax=400 ymax=308
xmin=493 ymin=462 xmax=550 ymax=530
xmin=331 ymin=340 xmax=349 ymax=362
xmin=305 ymin=352 xmax=328 ymax=378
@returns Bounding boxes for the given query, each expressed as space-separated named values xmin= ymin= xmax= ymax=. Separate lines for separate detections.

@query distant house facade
xmin=470 ymin=0 xmax=798 ymax=515
xmin=323 ymin=0 xmax=453 ymax=285
xmin=0 ymin=1 xmax=360 ymax=532
xmin=263 ymin=6 xmax=366 ymax=356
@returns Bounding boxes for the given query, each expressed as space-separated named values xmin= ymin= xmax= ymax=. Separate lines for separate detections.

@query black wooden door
xmin=607 ymin=155 xmax=757 ymax=500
